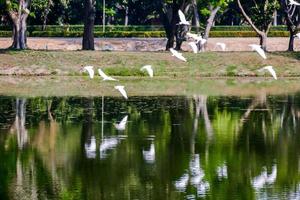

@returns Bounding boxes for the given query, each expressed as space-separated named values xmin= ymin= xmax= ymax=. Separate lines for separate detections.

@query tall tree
xmin=198 ymin=0 xmax=232 ymax=39
xmin=237 ymin=0 xmax=279 ymax=50
xmin=280 ymin=0 xmax=300 ymax=51
xmin=82 ymin=0 xmax=95 ymax=50
xmin=6 ymin=0 xmax=31 ymax=49
xmin=159 ymin=0 xmax=191 ymax=50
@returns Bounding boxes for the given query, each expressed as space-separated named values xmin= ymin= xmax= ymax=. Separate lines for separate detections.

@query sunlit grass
xmin=0 ymin=50 xmax=300 ymax=77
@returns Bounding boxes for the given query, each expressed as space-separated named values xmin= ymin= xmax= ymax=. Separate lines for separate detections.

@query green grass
xmin=1 ymin=50 xmax=300 ymax=78
xmin=0 ymin=50 xmax=300 ymax=97
xmin=0 ymin=76 xmax=300 ymax=97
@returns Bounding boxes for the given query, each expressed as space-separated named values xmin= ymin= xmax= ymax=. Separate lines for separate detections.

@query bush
xmin=29 ymin=31 xmax=166 ymax=37
xmin=0 ymin=30 xmax=291 ymax=38
xmin=209 ymin=31 xmax=290 ymax=37
xmin=0 ymin=31 xmax=12 ymax=37
xmin=0 ymin=25 xmax=290 ymax=33
xmin=210 ymin=25 xmax=287 ymax=31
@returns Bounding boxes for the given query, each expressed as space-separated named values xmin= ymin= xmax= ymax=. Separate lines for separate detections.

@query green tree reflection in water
xmin=1 ymin=94 xmax=300 ymax=199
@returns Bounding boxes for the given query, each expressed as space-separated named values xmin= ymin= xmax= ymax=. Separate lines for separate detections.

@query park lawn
xmin=0 ymin=76 xmax=300 ymax=97
xmin=1 ymin=50 xmax=300 ymax=97
xmin=0 ymin=50 xmax=300 ymax=77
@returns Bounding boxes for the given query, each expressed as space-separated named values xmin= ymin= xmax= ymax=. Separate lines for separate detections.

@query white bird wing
xmin=115 ymin=115 xmax=128 ymax=130
xmin=290 ymin=0 xmax=300 ymax=5
xmin=266 ymin=66 xmax=277 ymax=80
xmin=188 ymin=42 xmax=198 ymax=53
xmin=119 ymin=115 xmax=128 ymax=126
xmin=266 ymin=166 xmax=277 ymax=184
xmin=178 ymin=10 xmax=187 ymax=24
xmin=170 ymin=48 xmax=187 ymax=62
xmin=252 ymin=170 xmax=268 ymax=189
xmin=141 ymin=65 xmax=154 ymax=77
xmin=200 ymin=39 xmax=207 ymax=45
xmin=186 ymin=32 xmax=198 ymax=40
xmin=98 ymin=69 xmax=117 ymax=81
xmin=254 ymin=46 xmax=267 ymax=59
xmin=296 ymin=33 xmax=300 ymax=39
xmin=175 ymin=52 xmax=187 ymax=62
xmin=84 ymin=66 xmax=94 ymax=79
xmin=115 ymin=86 xmax=128 ymax=99
xmin=217 ymin=42 xmax=226 ymax=51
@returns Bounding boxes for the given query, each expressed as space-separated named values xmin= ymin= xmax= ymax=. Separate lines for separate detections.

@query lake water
xmin=1 ymin=94 xmax=300 ymax=200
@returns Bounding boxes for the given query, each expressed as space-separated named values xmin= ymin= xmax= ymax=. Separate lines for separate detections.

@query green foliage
xmin=239 ymin=0 xmax=280 ymax=32
xmin=0 ymin=30 xmax=11 ymax=36
xmin=198 ymin=0 xmax=233 ymax=17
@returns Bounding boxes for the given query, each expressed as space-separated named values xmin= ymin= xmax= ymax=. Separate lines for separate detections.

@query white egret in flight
xmin=178 ymin=10 xmax=190 ymax=25
xmin=98 ymin=69 xmax=117 ymax=81
xmin=216 ymin=42 xmax=226 ymax=51
xmin=140 ymin=65 xmax=154 ymax=78
xmin=289 ymin=0 xmax=300 ymax=6
xmin=258 ymin=66 xmax=278 ymax=80
xmin=170 ymin=48 xmax=187 ymax=62
xmin=114 ymin=115 xmax=128 ymax=131
xmin=187 ymin=32 xmax=201 ymax=41
xmin=83 ymin=66 xmax=94 ymax=79
xmin=249 ymin=44 xmax=267 ymax=59
xmin=188 ymin=42 xmax=198 ymax=53
xmin=114 ymin=85 xmax=128 ymax=99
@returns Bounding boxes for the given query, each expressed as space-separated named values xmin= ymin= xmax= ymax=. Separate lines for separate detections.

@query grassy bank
xmin=1 ymin=76 xmax=300 ymax=97
xmin=0 ymin=50 xmax=300 ymax=78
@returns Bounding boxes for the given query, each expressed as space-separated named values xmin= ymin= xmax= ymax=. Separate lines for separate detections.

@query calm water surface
xmin=1 ymin=94 xmax=300 ymax=200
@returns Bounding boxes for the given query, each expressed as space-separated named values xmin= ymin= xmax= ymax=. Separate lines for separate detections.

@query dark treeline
xmin=0 ymin=0 xmax=299 ymax=51
xmin=0 ymin=0 xmax=287 ymax=26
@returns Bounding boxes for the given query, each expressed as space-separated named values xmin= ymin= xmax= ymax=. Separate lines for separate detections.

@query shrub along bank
xmin=0 ymin=30 xmax=291 ymax=38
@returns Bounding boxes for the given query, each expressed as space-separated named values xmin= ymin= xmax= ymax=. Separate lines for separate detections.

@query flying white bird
xmin=249 ymin=44 xmax=267 ymax=59
xmin=188 ymin=42 xmax=198 ymax=53
xmin=178 ymin=10 xmax=190 ymax=25
xmin=295 ymin=33 xmax=300 ymax=39
xmin=170 ymin=48 xmax=187 ymax=62
xmin=98 ymin=69 xmax=117 ymax=81
xmin=83 ymin=66 xmax=94 ymax=79
xmin=114 ymin=115 xmax=128 ymax=131
xmin=216 ymin=42 xmax=226 ymax=51
xmin=199 ymin=38 xmax=207 ymax=46
xmin=289 ymin=0 xmax=300 ymax=6
xmin=186 ymin=32 xmax=200 ymax=40
xmin=114 ymin=85 xmax=128 ymax=99
xmin=140 ymin=65 xmax=154 ymax=78
xmin=258 ymin=66 xmax=278 ymax=80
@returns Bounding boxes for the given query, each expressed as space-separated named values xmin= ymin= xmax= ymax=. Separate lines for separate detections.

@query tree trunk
xmin=124 ymin=6 xmax=129 ymax=26
xmin=237 ymin=0 xmax=273 ymax=51
xmin=11 ymin=16 xmax=28 ymax=49
xmin=191 ymin=0 xmax=200 ymax=32
xmin=7 ymin=0 xmax=30 ymax=50
xmin=199 ymin=6 xmax=219 ymax=51
xmin=203 ymin=6 xmax=220 ymax=39
xmin=273 ymin=10 xmax=277 ymax=26
xmin=288 ymin=31 xmax=295 ymax=51
xmin=42 ymin=0 xmax=52 ymax=31
xmin=82 ymin=0 xmax=95 ymax=50
xmin=259 ymin=33 xmax=267 ymax=51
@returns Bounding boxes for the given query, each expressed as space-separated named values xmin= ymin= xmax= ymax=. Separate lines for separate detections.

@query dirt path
xmin=0 ymin=37 xmax=299 ymax=52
